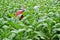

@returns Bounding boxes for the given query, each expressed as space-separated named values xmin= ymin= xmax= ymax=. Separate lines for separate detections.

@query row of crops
xmin=0 ymin=0 xmax=60 ymax=40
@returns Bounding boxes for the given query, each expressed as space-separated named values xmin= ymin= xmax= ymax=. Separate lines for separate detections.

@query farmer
xmin=16 ymin=7 xmax=25 ymax=20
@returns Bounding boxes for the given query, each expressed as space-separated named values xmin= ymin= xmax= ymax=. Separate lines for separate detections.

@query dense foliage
xmin=0 ymin=0 xmax=60 ymax=40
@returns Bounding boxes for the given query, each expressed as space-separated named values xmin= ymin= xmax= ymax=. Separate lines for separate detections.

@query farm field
xmin=0 ymin=0 xmax=60 ymax=40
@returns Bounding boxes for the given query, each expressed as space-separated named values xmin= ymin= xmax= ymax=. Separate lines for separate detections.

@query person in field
xmin=16 ymin=7 xmax=25 ymax=20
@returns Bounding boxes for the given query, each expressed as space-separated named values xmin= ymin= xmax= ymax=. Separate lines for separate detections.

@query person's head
xmin=20 ymin=6 xmax=26 ymax=11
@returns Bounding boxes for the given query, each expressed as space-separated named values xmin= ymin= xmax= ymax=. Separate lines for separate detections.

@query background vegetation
xmin=0 ymin=0 xmax=60 ymax=40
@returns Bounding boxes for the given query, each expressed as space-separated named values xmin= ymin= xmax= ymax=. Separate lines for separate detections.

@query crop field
xmin=0 ymin=0 xmax=60 ymax=40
